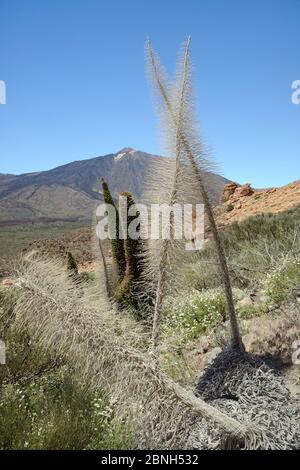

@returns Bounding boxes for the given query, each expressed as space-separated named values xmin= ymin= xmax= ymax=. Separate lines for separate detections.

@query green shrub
xmin=162 ymin=290 xmax=227 ymax=343
xmin=264 ymin=257 xmax=300 ymax=306
xmin=181 ymin=260 xmax=221 ymax=291
xmin=66 ymin=252 xmax=78 ymax=275
xmin=115 ymin=192 xmax=139 ymax=307
xmin=0 ymin=285 xmax=131 ymax=450
xmin=236 ymin=301 xmax=269 ymax=319
xmin=161 ymin=286 xmax=272 ymax=346
xmin=183 ymin=205 xmax=300 ymax=291
xmin=0 ymin=286 xmax=19 ymax=336
xmin=221 ymin=206 xmax=300 ymax=248
xmin=0 ymin=368 xmax=132 ymax=450
xmin=80 ymin=271 xmax=96 ymax=284
xmin=1 ymin=285 xmax=60 ymax=385
xmin=226 ymin=203 xmax=234 ymax=212
xmin=115 ymin=274 xmax=134 ymax=306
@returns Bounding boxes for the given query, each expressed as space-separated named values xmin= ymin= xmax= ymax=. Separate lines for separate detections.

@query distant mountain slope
xmin=0 ymin=148 xmax=232 ymax=224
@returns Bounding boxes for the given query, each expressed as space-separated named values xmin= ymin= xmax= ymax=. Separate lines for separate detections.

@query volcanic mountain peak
xmin=0 ymin=149 xmax=232 ymax=225
xmin=114 ymin=147 xmax=136 ymax=160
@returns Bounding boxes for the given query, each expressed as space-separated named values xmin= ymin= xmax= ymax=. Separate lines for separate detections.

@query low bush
xmin=226 ymin=203 xmax=234 ymax=212
xmin=79 ymin=271 xmax=96 ymax=284
xmin=182 ymin=205 xmax=300 ymax=292
xmin=0 ymin=368 xmax=131 ymax=450
xmin=264 ymin=256 xmax=300 ymax=306
xmin=0 ymin=285 xmax=131 ymax=450
xmin=236 ymin=301 xmax=269 ymax=319
xmin=162 ymin=290 xmax=227 ymax=343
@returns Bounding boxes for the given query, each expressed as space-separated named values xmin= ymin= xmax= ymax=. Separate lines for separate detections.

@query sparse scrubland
xmin=1 ymin=205 xmax=299 ymax=449
xmin=180 ymin=206 xmax=300 ymax=313
xmin=160 ymin=206 xmax=300 ymax=369
xmin=0 ymin=221 xmax=89 ymax=266
xmin=0 ymin=40 xmax=299 ymax=450
xmin=0 ymin=286 xmax=131 ymax=450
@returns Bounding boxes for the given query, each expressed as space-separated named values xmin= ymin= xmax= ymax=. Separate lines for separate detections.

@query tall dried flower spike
xmin=145 ymin=38 xmax=244 ymax=352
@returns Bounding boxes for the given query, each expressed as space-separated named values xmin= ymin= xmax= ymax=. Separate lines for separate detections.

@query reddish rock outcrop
xmin=236 ymin=183 xmax=254 ymax=198
xmin=217 ymin=179 xmax=300 ymax=227
xmin=220 ymin=182 xmax=238 ymax=203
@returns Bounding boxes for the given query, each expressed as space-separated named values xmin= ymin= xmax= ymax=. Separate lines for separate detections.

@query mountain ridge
xmin=0 ymin=148 xmax=233 ymax=224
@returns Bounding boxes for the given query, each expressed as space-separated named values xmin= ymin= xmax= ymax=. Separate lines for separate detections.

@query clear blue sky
xmin=0 ymin=0 xmax=299 ymax=187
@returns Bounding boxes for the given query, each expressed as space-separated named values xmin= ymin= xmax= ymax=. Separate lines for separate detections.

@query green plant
xmin=101 ymin=178 xmax=126 ymax=278
xmin=115 ymin=192 xmax=144 ymax=311
xmin=0 ymin=285 xmax=18 ymax=336
xmin=162 ymin=290 xmax=227 ymax=343
xmin=264 ymin=257 xmax=300 ymax=305
xmin=80 ymin=271 xmax=96 ymax=284
xmin=236 ymin=302 xmax=268 ymax=319
xmin=182 ymin=206 xmax=300 ymax=292
xmin=0 ymin=369 xmax=131 ymax=450
xmin=0 ymin=283 xmax=131 ymax=450
xmin=14 ymin=258 xmax=249 ymax=448
xmin=66 ymin=251 xmax=78 ymax=275
xmin=226 ymin=203 xmax=234 ymax=212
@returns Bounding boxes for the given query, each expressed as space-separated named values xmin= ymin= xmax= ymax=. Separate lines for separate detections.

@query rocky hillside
xmin=0 ymin=148 xmax=231 ymax=225
xmin=217 ymin=180 xmax=300 ymax=227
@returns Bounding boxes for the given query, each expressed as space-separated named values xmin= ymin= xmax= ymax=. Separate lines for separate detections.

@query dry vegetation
xmin=0 ymin=40 xmax=299 ymax=450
